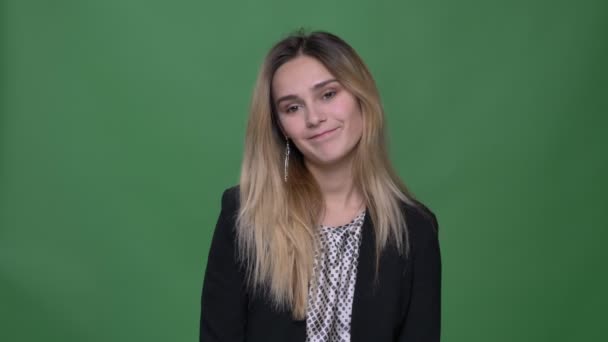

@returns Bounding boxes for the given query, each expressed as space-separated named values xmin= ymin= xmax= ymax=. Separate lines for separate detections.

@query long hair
xmin=236 ymin=29 xmax=416 ymax=319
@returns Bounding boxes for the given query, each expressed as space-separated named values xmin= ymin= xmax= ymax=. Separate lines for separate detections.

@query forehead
xmin=272 ymin=55 xmax=335 ymax=97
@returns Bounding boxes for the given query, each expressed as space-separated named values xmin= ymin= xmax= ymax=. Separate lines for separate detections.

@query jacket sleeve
xmin=200 ymin=187 xmax=248 ymax=342
xmin=398 ymin=206 xmax=442 ymax=341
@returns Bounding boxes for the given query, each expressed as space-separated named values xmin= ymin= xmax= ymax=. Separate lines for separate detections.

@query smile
xmin=309 ymin=127 xmax=340 ymax=141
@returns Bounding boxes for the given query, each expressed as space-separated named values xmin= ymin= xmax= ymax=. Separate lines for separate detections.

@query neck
xmin=305 ymin=154 xmax=364 ymax=213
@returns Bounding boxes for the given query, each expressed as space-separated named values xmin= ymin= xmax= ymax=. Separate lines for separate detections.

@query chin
xmin=305 ymin=150 xmax=353 ymax=168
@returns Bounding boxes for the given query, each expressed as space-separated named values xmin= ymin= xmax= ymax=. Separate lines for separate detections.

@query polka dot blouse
xmin=305 ymin=210 xmax=366 ymax=342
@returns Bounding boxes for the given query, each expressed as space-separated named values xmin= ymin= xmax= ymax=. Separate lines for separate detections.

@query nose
xmin=305 ymin=104 xmax=326 ymax=128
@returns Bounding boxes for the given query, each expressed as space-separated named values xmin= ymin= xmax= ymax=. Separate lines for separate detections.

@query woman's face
xmin=272 ymin=55 xmax=363 ymax=169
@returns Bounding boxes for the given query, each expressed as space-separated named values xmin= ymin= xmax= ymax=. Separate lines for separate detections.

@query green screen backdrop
xmin=1 ymin=0 xmax=606 ymax=341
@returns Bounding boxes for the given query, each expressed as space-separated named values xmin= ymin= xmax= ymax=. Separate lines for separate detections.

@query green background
xmin=1 ymin=0 xmax=606 ymax=341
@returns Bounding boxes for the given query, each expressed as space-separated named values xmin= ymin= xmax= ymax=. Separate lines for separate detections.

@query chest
xmin=243 ymin=223 xmax=412 ymax=342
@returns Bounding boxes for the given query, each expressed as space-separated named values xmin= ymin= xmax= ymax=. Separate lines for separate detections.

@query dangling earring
xmin=284 ymin=138 xmax=290 ymax=182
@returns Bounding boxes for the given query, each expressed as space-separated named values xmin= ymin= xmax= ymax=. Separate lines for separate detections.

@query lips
xmin=309 ymin=127 xmax=339 ymax=140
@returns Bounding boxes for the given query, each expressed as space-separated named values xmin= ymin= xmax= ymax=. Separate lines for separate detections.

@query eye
xmin=322 ymin=90 xmax=337 ymax=100
xmin=285 ymin=104 xmax=299 ymax=113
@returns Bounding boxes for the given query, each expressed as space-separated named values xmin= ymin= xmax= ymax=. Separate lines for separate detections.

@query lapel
xmin=349 ymin=207 xmax=376 ymax=341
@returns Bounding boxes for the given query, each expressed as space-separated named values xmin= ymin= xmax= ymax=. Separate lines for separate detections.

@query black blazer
xmin=200 ymin=186 xmax=441 ymax=341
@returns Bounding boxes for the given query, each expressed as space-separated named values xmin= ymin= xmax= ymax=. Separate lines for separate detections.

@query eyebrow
xmin=274 ymin=78 xmax=339 ymax=106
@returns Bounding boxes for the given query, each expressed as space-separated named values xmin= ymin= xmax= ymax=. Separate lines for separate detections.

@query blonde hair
xmin=236 ymin=30 xmax=416 ymax=319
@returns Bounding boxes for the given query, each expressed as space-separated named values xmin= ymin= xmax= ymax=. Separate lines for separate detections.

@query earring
xmin=284 ymin=138 xmax=290 ymax=182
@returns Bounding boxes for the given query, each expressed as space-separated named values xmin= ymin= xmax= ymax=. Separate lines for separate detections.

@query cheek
xmin=335 ymin=96 xmax=363 ymax=127
xmin=343 ymin=103 xmax=364 ymax=141
xmin=348 ymin=113 xmax=364 ymax=141
xmin=278 ymin=115 xmax=302 ymax=138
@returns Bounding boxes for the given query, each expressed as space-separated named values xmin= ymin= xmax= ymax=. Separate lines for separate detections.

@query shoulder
xmin=219 ymin=184 xmax=240 ymax=212
xmin=210 ymin=185 xmax=241 ymax=243
xmin=403 ymin=198 xmax=438 ymax=233
xmin=400 ymin=198 xmax=440 ymax=256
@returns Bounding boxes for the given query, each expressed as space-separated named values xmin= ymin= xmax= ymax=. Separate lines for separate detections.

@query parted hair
xmin=236 ymin=29 xmax=416 ymax=320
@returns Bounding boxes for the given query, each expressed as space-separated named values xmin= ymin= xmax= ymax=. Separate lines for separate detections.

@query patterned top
xmin=305 ymin=210 xmax=366 ymax=342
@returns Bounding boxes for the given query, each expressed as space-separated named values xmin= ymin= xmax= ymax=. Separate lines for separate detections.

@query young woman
xmin=200 ymin=30 xmax=441 ymax=342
